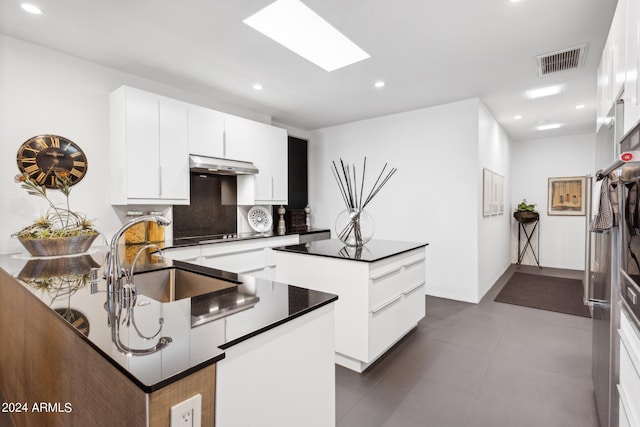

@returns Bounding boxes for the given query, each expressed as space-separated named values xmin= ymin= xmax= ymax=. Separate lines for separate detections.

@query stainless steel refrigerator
xmin=585 ymin=100 xmax=623 ymax=427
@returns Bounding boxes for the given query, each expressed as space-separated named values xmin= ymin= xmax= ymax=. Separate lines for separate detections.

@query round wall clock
xmin=16 ymin=134 xmax=88 ymax=188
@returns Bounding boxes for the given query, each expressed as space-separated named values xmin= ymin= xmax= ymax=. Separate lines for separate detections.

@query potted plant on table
xmin=13 ymin=171 xmax=99 ymax=256
xmin=513 ymin=199 xmax=539 ymax=223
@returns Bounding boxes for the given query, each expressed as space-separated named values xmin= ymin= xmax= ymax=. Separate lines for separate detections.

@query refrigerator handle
xmin=584 ymin=174 xmax=593 ymax=306
xmin=584 ymin=174 xmax=613 ymax=307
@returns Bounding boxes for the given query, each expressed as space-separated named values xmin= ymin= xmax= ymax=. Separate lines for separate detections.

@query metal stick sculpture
xmin=331 ymin=157 xmax=397 ymax=246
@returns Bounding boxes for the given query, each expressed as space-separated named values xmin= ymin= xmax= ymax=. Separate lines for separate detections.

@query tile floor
xmin=335 ymin=264 xmax=598 ymax=427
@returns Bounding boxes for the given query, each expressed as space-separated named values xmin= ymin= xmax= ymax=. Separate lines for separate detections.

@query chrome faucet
xmin=104 ymin=215 xmax=172 ymax=356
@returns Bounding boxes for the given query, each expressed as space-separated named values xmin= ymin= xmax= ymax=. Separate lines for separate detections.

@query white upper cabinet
xmin=597 ymin=0 xmax=628 ymax=132
xmin=625 ymin=0 xmax=640 ymax=134
xmin=187 ymin=104 xmax=225 ymax=158
xmin=612 ymin=0 xmax=627 ymax=102
xmin=110 ymin=86 xmax=288 ymax=206
xmin=110 ymin=86 xmax=189 ymax=205
xmin=227 ymin=114 xmax=288 ymax=205
xmin=223 ymin=114 xmax=262 ymax=162
xmin=159 ymin=99 xmax=190 ymax=200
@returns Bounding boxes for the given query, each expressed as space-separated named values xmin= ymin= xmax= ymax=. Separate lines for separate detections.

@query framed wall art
xmin=547 ymin=176 xmax=586 ymax=216
xmin=483 ymin=168 xmax=504 ymax=216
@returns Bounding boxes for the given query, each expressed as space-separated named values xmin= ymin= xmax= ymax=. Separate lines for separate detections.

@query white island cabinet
xmin=274 ymin=239 xmax=427 ymax=373
xmin=216 ymin=301 xmax=335 ymax=427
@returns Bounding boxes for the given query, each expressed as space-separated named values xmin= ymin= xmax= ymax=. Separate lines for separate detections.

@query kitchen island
xmin=274 ymin=239 xmax=427 ymax=373
xmin=0 ymin=248 xmax=337 ymax=427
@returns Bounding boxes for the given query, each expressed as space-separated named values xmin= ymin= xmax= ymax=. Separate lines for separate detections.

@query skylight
xmin=243 ymin=0 xmax=370 ymax=72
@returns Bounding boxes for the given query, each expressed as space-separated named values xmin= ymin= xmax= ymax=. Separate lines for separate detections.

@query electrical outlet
xmin=170 ymin=394 xmax=202 ymax=427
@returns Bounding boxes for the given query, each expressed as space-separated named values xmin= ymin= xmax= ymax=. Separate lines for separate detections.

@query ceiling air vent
xmin=536 ymin=44 xmax=588 ymax=77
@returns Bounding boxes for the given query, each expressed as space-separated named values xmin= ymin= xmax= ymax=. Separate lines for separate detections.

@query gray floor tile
xmin=480 ymin=356 xmax=593 ymax=415
xmin=464 ymin=388 xmax=598 ymax=427
xmin=412 ymin=338 xmax=492 ymax=393
xmin=397 ymin=379 xmax=476 ymax=427
xmin=494 ymin=322 xmax=588 ymax=379
xmin=426 ymin=309 xmax=507 ymax=354
xmin=335 ymin=265 xmax=597 ymax=426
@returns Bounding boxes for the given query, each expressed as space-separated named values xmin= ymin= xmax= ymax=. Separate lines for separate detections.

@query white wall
xmin=510 ymin=133 xmax=596 ymax=270
xmin=0 ymin=35 xmax=273 ymax=255
xmin=308 ymin=98 xmax=512 ymax=303
xmin=478 ymin=103 xmax=512 ymax=298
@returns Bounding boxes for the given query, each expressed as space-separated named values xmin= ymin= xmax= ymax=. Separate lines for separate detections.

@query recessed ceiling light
xmin=576 ymin=104 xmax=585 ymax=109
xmin=21 ymin=3 xmax=42 ymax=14
xmin=374 ymin=81 xmax=385 ymax=88
xmin=526 ymin=85 xmax=563 ymax=99
xmin=514 ymin=115 xmax=523 ymax=120
xmin=535 ymin=123 xmax=563 ymax=131
xmin=252 ymin=83 xmax=263 ymax=91
xmin=243 ymin=0 xmax=370 ymax=72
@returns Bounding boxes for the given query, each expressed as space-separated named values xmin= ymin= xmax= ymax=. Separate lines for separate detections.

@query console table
xmin=514 ymin=212 xmax=540 ymax=267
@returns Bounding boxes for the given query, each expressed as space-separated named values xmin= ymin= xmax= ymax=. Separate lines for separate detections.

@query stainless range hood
xmin=189 ymin=154 xmax=259 ymax=175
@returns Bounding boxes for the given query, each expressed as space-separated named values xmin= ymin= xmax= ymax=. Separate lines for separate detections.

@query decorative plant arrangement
xmin=516 ymin=199 xmax=536 ymax=212
xmin=13 ymin=171 xmax=99 ymax=256
xmin=331 ymin=157 xmax=397 ymax=247
xmin=514 ymin=199 xmax=539 ymax=223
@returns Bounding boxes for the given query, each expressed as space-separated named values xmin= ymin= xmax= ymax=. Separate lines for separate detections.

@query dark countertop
xmin=170 ymin=228 xmax=330 ymax=248
xmin=0 ymin=248 xmax=337 ymax=392
xmin=273 ymin=239 xmax=428 ymax=262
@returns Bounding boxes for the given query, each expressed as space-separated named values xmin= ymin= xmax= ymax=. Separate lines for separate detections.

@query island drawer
xmin=369 ymin=281 xmax=425 ymax=361
xmin=369 ymin=251 xmax=425 ymax=311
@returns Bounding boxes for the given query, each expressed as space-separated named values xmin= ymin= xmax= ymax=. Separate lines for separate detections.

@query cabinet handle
xmin=403 ymin=281 xmax=425 ymax=296
xmin=371 ymin=266 xmax=402 ymax=281
xmin=628 ymin=287 xmax=638 ymax=305
xmin=271 ymin=175 xmax=274 ymax=199
xmin=403 ymin=257 xmax=425 ymax=268
xmin=371 ymin=294 xmax=403 ymax=315
xmin=158 ymin=166 xmax=162 ymax=196
xmin=223 ymin=131 xmax=226 ymax=158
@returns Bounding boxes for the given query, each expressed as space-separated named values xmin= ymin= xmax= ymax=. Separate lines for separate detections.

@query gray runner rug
xmin=494 ymin=272 xmax=591 ymax=318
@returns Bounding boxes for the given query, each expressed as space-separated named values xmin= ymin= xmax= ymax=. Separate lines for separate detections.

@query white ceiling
xmin=0 ymin=0 xmax=617 ymax=141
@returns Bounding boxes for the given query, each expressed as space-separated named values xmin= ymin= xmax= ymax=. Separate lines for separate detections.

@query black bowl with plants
xmin=514 ymin=199 xmax=539 ymax=223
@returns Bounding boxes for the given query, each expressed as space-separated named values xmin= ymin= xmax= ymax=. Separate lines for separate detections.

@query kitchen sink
xmin=133 ymin=267 xmax=238 ymax=303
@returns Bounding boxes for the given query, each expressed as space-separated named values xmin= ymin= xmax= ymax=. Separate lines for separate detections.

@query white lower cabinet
xmin=162 ymin=235 xmax=299 ymax=277
xmin=619 ymin=309 xmax=640 ymax=427
xmin=274 ymin=246 xmax=426 ymax=372
xmin=161 ymin=245 xmax=201 ymax=263
xmin=216 ymin=303 xmax=336 ymax=427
